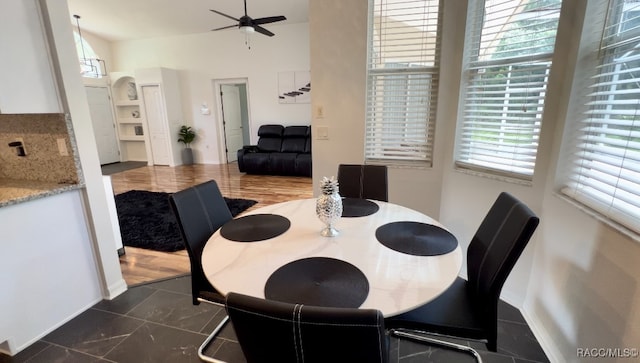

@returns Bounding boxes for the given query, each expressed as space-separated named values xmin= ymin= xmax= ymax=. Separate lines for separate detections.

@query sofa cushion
xmin=281 ymin=126 xmax=309 ymax=153
xmin=304 ymin=136 xmax=311 ymax=153
xmin=283 ymin=126 xmax=309 ymax=138
xmin=258 ymin=138 xmax=282 ymax=152
xmin=281 ymin=138 xmax=306 ymax=153
xmin=258 ymin=125 xmax=284 ymax=138
xmin=243 ymin=153 xmax=271 ymax=174
xmin=295 ymin=154 xmax=312 ymax=177
xmin=256 ymin=125 xmax=284 ymax=152
xmin=270 ymin=153 xmax=298 ymax=176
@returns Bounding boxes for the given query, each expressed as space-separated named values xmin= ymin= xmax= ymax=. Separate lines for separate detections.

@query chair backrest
xmin=337 ymin=164 xmax=388 ymax=202
xmin=466 ymin=192 xmax=539 ymax=328
xmin=226 ymin=292 xmax=389 ymax=363
xmin=169 ymin=180 xmax=233 ymax=304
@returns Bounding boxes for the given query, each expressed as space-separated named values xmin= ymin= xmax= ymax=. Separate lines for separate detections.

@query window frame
xmin=453 ymin=0 xmax=562 ymax=180
xmin=364 ymin=0 xmax=443 ymax=167
xmin=560 ymin=0 xmax=640 ymax=235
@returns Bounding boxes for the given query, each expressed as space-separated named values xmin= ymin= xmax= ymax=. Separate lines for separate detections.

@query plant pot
xmin=181 ymin=147 xmax=194 ymax=165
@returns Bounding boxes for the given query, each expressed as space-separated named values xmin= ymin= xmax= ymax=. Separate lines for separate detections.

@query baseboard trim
xmin=105 ymin=278 xmax=128 ymax=300
xmin=521 ymin=305 xmax=564 ymax=363
xmin=3 ymin=297 xmax=102 ymax=356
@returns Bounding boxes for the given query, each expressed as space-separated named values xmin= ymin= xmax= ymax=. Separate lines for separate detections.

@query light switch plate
xmin=316 ymin=126 xmax=329 ymax=140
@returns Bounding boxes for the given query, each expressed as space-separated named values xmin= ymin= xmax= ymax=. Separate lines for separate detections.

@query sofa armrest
xmin=242 ymin=145 xmax=260 ymax=153
xmin=238 ymin=147 xmax=259 ymax=172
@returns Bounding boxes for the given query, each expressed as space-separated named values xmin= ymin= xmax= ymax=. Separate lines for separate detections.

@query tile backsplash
xmin=0 ymin=113 xmax=80 ymax=183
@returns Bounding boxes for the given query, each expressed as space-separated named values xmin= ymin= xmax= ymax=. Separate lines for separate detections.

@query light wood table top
xmin=202 ymin=198 xmax=462 ymax=317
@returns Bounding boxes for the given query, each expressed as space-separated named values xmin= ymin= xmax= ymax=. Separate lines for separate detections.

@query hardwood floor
xmin=109 ymin=163 xmax=313 ymax=286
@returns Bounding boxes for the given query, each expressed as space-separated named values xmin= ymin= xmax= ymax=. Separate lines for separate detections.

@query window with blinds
xmin=365 ymin=0 xmax=441 ymax=166
xmin=562 ymin=0 xmax=640 ymax=234
xmin=455 ymin=0 xmax=562 ymax=179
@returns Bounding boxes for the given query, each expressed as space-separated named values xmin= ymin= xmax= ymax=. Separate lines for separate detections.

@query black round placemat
xmin=375 ymin=222 xmax=458 ymax=256
xmin=264 ymin=257 xmax=369 ymax=308
xmin=220 ymin=214 xmax=291 ymax=242
xmin=341 ymin=198 xmax=380 ymax=218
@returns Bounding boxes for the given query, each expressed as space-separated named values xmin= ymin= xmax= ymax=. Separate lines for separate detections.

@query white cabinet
xmin=135 ymin=67 xmax=184 ymax=166
xmin=110 ymin=72 xmax=147 ymax=162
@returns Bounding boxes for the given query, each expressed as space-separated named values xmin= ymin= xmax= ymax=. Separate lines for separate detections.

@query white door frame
xmin=213 ymin=78 xmax=252 ymax=163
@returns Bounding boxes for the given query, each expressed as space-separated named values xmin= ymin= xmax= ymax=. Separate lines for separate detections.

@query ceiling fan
xmin=210 ymin=0 xmax=286 ymax=37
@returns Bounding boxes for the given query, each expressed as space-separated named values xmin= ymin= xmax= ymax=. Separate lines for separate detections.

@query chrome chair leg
xmin=198 ymin=315 xmax=230 ymax=363
xmin=390 ymin=328 xmax=483 ymax=363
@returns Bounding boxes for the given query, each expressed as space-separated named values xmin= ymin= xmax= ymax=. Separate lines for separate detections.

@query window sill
xmin=453 ymin=167 xmax=533 ymax=186
xmin=365 ymin=160 xmax=432 ymax=171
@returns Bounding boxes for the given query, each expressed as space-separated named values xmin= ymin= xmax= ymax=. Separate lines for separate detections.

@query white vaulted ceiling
xmin=66 ymin=0 xmax=309 ymax=41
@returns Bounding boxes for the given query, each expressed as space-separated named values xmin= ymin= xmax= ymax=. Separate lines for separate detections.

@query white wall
xmin=0 ymin=0 xmax=126 ymax=354
xmin=42 ymin=0 xmax=126 ymax=299
xmin=310 ymin=0 xmax=640 ymax=362
xmin=0 ymin=0 xmax=60 ymax=113
xmin=309 ymin=0 xmax=367 ymax=195
xmin=525 ymin=1 xmax=640 ymax=362
xmin=108 ymin=24 xmax=311 ymax=164
xmin=0 ymin=192 xmax=103 ymax=354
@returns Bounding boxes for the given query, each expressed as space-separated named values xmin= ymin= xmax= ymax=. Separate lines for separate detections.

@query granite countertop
xmin=0 ymin=179 xmax=83 ymax=208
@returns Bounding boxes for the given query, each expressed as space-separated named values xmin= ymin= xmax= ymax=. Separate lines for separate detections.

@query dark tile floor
xmin=0 ymin=275 xmax=549 ymax=363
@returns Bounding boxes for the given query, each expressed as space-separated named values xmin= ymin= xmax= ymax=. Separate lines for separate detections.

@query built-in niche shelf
xmin=118 ymin=118 xmax=142 ymax=124
xmin=111 ymin=73 xmax=147 ymax=162
xmin=119 ymin=135 xmax=145 ymax=141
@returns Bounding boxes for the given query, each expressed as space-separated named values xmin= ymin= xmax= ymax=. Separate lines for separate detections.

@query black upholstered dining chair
xmin=337 ymin=164 xmax=388 ymax=202
xmin=215 ymin=292 xmax=389 ymax=363
xmin=385 ymin=192 xmax=539 ymax=362
xmin=168 ymin=180 xmax=233 ymax=362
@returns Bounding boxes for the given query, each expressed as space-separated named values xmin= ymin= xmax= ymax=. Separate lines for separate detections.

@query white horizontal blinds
xmin=563 ymin=0 xmax=640 ymax=233
xmin=366 ymin=0 xmax=440 ymax=165
xmin=455 ymin=0 xmax=561 ymax=178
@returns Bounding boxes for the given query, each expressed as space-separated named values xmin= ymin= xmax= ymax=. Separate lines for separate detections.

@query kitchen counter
xmin=0 ymin=179 xmax=83 ymax=207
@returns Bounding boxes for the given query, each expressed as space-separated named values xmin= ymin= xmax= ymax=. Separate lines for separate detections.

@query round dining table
xmin=201 ymin=198 xmax=463 ymax=317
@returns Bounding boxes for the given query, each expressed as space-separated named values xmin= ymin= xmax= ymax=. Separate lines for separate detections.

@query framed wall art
xmin=278 ymin=71 xmax=311 ymax=104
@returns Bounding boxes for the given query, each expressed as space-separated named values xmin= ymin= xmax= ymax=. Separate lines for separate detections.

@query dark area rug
xmin=115 ymin=190 xmax=257 ymax=252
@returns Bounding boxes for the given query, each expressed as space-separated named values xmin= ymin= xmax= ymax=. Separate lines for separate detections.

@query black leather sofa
xmin=237 ymin=124 xmax=311 ymax=177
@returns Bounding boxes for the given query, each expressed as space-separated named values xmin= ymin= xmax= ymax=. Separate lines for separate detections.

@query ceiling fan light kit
xmin=210 ymin=0 xmax=286 ymax=48
xmin=240 ymin=25 xmax=255 ymax=34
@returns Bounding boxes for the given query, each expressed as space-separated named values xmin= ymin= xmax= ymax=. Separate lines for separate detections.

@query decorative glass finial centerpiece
xmin=316 ymin=176 xmax=343 ymax=237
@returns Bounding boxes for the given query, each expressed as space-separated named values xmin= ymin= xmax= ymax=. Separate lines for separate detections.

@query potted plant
xmin=178 ymin=125 xmax=196 ymax=165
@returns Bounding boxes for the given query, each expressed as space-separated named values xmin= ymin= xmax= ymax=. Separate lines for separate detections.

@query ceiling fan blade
xmin=210 ymin=9 xmax=240 ymax=22
xmin=253 ymin=16 xmax=287 ymax=25
xmin=254 ymin=25 xmax=275 ymax=37
xmin=211 ymin=24 xmax=238 ymax=31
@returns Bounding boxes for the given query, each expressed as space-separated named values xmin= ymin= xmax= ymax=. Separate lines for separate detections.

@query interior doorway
xmin=85 ymin=86 xmax=120 ymax=165
xmin=141 ymin=85 xmax=171 ymax=166
xmin=214 ymin=79 xmax=251 ymax=163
